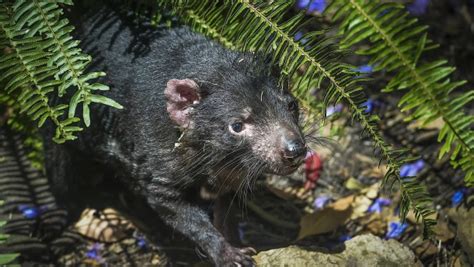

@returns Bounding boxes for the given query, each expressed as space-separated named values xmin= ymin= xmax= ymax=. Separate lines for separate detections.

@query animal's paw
xmin=219 ymin=245 xmax=256 ymax=267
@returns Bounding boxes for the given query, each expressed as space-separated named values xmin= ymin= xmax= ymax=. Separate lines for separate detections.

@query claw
xmin=240 ymin=247 xmax=257 ymax=255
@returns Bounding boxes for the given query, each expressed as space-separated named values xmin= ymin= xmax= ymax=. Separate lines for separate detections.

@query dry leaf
xmin=406 ymin=209 xmax=437 ymax=224
xmin=408 ymin=117 xmax=444 ymax=130
xmin=361 ymin=182 xmax=380 ymax=199
xmin=365 ymin=215 xmax=387 ymax=235
xmin=74 ymin=208 xmax=133 ymax=242
xmin=297 ymin=195 xmax=354 ymax=239
xmin=360 ymin=165 xmax=388 ymax=179
xmin=434 ymin=220 xmax=455 ymax=242
xmin=345 ymin=177 xmax=366 ymax=191
xmin=354 ymin=153 xmax=376 ymax=165
xmin=351 ymin=195 xmax=372 ymax=219
xmin=414 ymin=240 xmax=438 ymax=258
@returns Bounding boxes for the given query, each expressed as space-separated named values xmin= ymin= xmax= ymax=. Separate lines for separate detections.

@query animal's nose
xmin=283 ymin=138 xmax=306 ymax=165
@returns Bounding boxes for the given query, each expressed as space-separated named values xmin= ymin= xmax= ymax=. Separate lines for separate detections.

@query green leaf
xmin=89 ymin=94 xmax=124 ymax=109
xmin=0 ymin=253 xmax=18 ymax=264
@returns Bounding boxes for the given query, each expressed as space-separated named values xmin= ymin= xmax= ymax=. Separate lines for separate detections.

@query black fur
xmin=43 ymin=7 xmax=305 ymax=266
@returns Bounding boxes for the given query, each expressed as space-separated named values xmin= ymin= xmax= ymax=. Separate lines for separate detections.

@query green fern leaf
xmin=328 ymin=0 xmax=474 ymax=186
xmin=1 ymin=3 xmax=80 ymax=142
xmin=11 ymin=0 xmax=122 ymax=127
xmin=0 ymin=201 xmax=18 ymax=265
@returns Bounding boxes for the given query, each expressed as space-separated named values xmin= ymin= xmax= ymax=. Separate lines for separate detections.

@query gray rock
xmin=254 ymin=234 xmax=421 ymax=267
xmin=449 ymin=207 xmax=474 ymax=264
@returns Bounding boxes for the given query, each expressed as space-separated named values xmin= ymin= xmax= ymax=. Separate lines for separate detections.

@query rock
xmin=254 ymin=234 xmax=421 ymax=267
xmin=448 ymin=207 xmax=474 ymax=264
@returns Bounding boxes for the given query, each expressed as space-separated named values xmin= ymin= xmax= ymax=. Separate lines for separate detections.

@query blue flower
xmin=18 ymin=205 xmax=40 ymax=219
xmin=86 ymin=249 xmax=99 ymax=259
xmin=386 ymin=222 xmax=408 ymax=239
xmin=451 ymin=189 xmax=465 ymax=207
xmin=295 ymin=32 xmax=303 ymax=41
xmin=133 ymin=232 xmax=148 ymax=249
xmin=313 ymin=195 xmax=331 ymax=209
xmin=296 ymin=0 xmax=327 ymax=13
xmin=354 ymin=64 xmax=374 ymax=74
xmin=407 ymin=0 xmax=430 ymax=16
xmin=86 ymin=243 xmax=103 ymax=261
xmin=362 ymin=99 xmax=375 ymax=113
xmin=137 ymin=238 xmax=147 ymax=249
xmin=326 ymin=104 xmax=343 ymax=116
xmin=400 ymin=159 xmax=425 ymax=177
xmin=367 ymin=198 xmax=392 ymax=213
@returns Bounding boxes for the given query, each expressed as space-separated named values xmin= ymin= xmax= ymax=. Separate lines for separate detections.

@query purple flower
xmin=313 ymin=195 xmax=331 ymax=209
xmin=295 ymin=32 xmax=303 ymax=41
xmin=367 ymin=198 xmax=392 ymax=213
xmin=354 ymin=64 xmax=373 ymax=74
xmin=18 ymin=205 xmax=40 ymax=219
xmin=362 ymin=99 xmax=375 ymax=113
xmin=326 ymin=104 xmax=343 ymax=116
xmin=386 ymin=222 xmax=408 ymax=239
xmin=400 ymin=159 xmax=425 ymax=177
xmin=451 ymin=189 xmax=465 ymax=207
xmin=86 ymin=243 xmax=104 ymax=261
xmin=137 ymin=238 xmax=147 ymax=249
xmin=296 ymin=0 xmax=326 ymax=13
xmin=86 ymin=249 xmax=99 ymax=259
xmin=17 ymin=204 xmax=51 ymax=219
xmin=407 ymin=0 xmax=430 ymax=16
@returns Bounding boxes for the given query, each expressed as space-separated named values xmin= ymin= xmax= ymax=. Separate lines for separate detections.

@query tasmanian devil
xmin=42 ymin=8 xmax=307 ymax=267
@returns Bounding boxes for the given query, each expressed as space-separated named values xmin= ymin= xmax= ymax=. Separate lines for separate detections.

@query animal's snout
xmin=282 ymin=138 xmax=306 ymax=166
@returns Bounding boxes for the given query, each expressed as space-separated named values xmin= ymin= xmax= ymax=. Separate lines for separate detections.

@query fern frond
xmin=328 ymin=0 xmax=474 ymax=186
xmin=11 ymin=0 xmax=122 ymax=127
xmin=169 ymin=0 xmax=435 ymax=236
xmin=1 ymin=4 xmax=80 ymax=143
xmin=0 ymin=201 xmax=18 ymax=265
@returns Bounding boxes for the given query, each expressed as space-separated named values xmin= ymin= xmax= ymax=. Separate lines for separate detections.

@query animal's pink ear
xmin=165 ymin=79 xmax=201 ymax=127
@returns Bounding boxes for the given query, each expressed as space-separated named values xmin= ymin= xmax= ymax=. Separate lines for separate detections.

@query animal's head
xmin=165 ymin=54 xmax=306 ymax=189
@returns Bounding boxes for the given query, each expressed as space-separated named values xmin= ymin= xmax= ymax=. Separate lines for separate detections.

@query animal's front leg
xmin=213 ymin=192 xmax=242 ymax=246
xmin=146 ymin=181 xmax=255 ymax=266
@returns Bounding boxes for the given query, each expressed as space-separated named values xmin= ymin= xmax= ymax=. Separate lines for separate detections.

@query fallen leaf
xmin=297 ymin=195 xmax=354 ymax=239
xmin=351 ymin=195 xmax=372 ymax=219
xmin=414 ymin=240 xmax=438 ymax=259
xmin=345 ymin=177 xmax=366 ymax=191
xmin=360 ymin=165 xmax=388 ymax=179
xmin=361 ymin=182 xmax=380 ymax=199
xmin=365 ymin=214 xmax=386 ymax=235
xmin=433 ymin=219 xmax=455 ymax=242
xmin=406 ymin=210 xmax=437 ymax=224
xmin=74 ymin=208 xmax=133 ymax=242
xmin=408 ymin=117 xmax=444 ymax=130
xmin=354 ymin=153 xmax=376 ymax=164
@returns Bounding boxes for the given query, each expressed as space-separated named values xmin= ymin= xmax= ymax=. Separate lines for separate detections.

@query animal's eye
xmin=230 ymin=122 xmax=244 ymax=133
xmin=288 ymin=101 xmax=298 ymax=112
